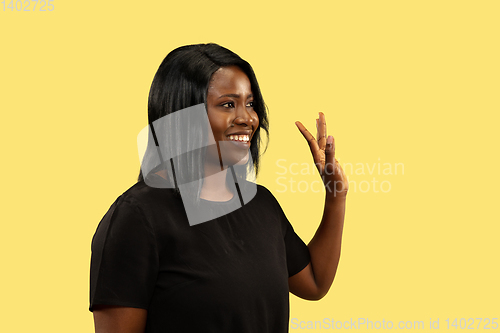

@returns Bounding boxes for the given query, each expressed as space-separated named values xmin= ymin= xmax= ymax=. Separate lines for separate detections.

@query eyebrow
xmin=217 ymin=93 xmax=253 ymax=100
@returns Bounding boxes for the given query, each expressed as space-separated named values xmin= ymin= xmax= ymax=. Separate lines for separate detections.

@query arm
xmin=290 ymin=112 xmax=348 ymax=300
xmin=89 ymin=199 xmax=158 ymax=333
xmin=93 ymin=305 xmax=147 ymax=333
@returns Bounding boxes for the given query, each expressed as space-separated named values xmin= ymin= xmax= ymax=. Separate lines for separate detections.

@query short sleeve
xmin=260 ymin=185 xmax=311 ymax=277
xmin=283 ymin=215 xmax=311 ymax=277
xmin=89 ymin=196 xmax=159 ymax=312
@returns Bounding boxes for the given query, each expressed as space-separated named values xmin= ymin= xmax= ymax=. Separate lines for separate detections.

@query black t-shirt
xmin=89 ymin=175 xmax=311 ymax=332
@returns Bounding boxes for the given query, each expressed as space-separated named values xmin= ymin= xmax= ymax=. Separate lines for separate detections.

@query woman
xmin=90 ymin=43 xmax=348 ymax=333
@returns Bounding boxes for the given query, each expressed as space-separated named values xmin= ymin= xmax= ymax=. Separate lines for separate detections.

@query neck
xmin=200 ymin=162 xmax=234 ymax=202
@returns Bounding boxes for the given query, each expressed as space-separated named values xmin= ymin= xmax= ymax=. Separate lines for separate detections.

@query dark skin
xmin=93 ymin=66 xmax=348 ymax=332
xmin=290 ymin=114 xmax=348 ymax=300
xmin=92 ymin=306 xmax=146 ymax=333
xmin=200 ymin=66 xmax=259 ymax=201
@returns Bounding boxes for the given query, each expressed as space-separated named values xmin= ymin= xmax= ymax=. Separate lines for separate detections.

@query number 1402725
xmin=2 ymin=0 xmax=54 ymax=11
xmin=445 ymin=318 xmax=499 ymax=330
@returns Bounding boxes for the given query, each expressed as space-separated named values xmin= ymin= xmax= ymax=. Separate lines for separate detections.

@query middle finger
xmin=318 ymin=112 xmax=327 ymax=150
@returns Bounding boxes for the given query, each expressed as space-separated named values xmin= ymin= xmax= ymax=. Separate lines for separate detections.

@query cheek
xmin=253 ymin=113 xmax=260 ymax=128
xmin=208 ymin=118 xmax=229 ymax=138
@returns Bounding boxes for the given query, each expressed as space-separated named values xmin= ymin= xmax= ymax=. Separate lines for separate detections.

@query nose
xmin=233 ymin=105 xmax=255 ymax=127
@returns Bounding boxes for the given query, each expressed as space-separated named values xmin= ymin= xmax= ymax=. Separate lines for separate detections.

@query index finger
xmin=295 ymin=121 xmax=321 ymax=157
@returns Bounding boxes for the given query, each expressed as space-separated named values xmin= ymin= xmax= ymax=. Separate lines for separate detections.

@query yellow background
xmin=1 ymin=0 xmax=499 ymax=331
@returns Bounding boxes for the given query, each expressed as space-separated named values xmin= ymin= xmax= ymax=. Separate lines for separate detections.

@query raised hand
xmin=295 ymin=112 xmax=349 ymax=197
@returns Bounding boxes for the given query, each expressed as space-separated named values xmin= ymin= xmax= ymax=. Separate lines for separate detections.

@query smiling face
xmin=205 ymin=66 xmax=260 ymax=169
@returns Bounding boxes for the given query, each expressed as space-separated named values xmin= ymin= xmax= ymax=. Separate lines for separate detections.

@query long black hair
xmin=138 ymin=43 xmax=269 ymax=197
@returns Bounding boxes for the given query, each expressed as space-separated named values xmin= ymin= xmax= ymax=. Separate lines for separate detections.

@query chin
xmin=234 ymin=151 xmax=250 ymax=166
xmin=220 ymin=143 xmax=250 ymax=167
xmin=224 ymin=150 xmax=250 ymax=167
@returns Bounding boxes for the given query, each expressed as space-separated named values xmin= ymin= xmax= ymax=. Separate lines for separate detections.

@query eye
xmin=221 ymin=101 xmax=235 ymax=108
xmin=246 ymin=101 xmax=254 ymax=108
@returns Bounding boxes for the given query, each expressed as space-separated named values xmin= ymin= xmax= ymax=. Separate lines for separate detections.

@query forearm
xmin=307 ymin=193 xmax=347 ymax=297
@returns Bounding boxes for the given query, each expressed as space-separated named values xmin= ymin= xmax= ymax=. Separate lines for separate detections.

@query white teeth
xmin=227 ymin=134 xmax=249 ymax=142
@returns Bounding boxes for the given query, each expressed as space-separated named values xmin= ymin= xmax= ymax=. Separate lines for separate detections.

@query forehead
xmin=208 ymin=66 xmax=252 ymax=94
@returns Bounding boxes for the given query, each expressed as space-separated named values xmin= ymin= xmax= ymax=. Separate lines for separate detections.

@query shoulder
xmin=256 ymin=183 xmax=272 ymax=195
xmin=255 ymin=183 xmax=280 ymax=206
xmin=95 ymin=178 xmax=180 ymax=232
xmin=94 ymin=182 xmax=155 ymax=231
xmin=117 ymin=177 xmax=179 ymax=211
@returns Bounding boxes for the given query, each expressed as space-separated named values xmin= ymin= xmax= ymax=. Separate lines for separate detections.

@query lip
xmin=225 ymin=129 xmax=253 ymax=149
xmin=226 ymin=139 xmax=250 ymax=149
xmin=226 ymin=130 xmax=253 ymax=136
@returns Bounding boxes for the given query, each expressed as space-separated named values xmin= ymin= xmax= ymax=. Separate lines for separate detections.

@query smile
xmin=227 ymin=135 xmax=250 ymax=143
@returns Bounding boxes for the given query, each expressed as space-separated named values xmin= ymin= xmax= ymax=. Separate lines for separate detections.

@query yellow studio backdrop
xmin=1 ymin=0 xmax=499 ymax=332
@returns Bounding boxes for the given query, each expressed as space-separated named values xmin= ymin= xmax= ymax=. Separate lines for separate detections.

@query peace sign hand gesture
xmin=295 ymin=112 xmax=349 ymax=198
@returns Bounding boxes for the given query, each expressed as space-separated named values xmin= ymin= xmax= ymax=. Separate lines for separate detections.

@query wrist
xmin=323 ymin=178 xmax=348 ymax=198
xmin=325 ymin=190 xmax=347 ymax=203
